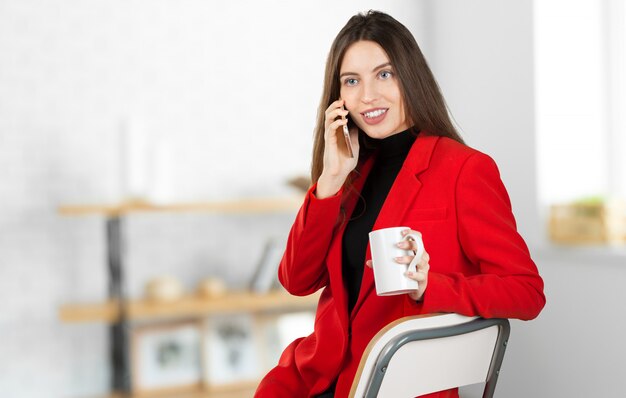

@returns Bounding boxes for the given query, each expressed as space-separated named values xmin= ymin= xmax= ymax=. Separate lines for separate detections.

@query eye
xmin=379 ymin=70 xmax=393 ymax=79
xmin=344 ymin=78 xmax=358 ymax=86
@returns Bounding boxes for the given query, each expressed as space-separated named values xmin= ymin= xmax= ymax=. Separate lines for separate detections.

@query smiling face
xmin=339 ymin=40 xmax=410 ymax=139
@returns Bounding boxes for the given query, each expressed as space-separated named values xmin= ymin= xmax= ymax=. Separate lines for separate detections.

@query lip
xmin=360 ymin=108 xmax=389 ymax=126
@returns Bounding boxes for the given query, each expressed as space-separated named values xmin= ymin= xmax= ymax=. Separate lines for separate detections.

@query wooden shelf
xmin=87 ymin=382 xmax=258 ymax=398
xmin=59 ymin=290 xmax=320 ymax=323
xmin=58 ymin=196 xmax=303 ymax=217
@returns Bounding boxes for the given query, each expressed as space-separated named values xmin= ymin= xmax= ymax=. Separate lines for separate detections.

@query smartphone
xmin=342 ymin=116 xmax=355 ymax=158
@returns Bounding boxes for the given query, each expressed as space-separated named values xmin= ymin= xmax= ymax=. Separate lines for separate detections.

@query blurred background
xmin=1 ymin=0 xmax=625 ymax=397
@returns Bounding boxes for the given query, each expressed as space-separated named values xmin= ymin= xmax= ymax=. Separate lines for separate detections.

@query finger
xmin=365 ymin=260 xmax=372 ymax=268
xmin=325 ymin=98 xmax=344 ymax=111
xmin=401 ymin=229 xmax=422 ymax=237
xmin=327 ymin=107 xmax=350 ymax=120
xmin=414 ymin=253 xmax=430 ymax=269
xmin=416 ymin=261 xmax=430 ymax=272
xmin=397 ymin=240 xmax=419 ymax=252
xmin=402 ymin=231 xmax=424 ymax=253
xmin=324 ymin=108 xmax=350 ymax=130
xmin=324 ymin=99 xmax=345 ymax=118
xmin=324 ymin=118 xmax=348 ymax=139
xmin=397 ymin=239 xmax=424 ymax=253
xmin=324 ymin=108 xmax=350 ymax=128
xmin=394 ymin=255 xmax=414 ymax=264
xmin=407 ymin=238 xmax=421 ymax=252
xmin=408 ymin=291 xmax=422 ymax=301
xmin=406 ymin=270 xmax=428 ymax=282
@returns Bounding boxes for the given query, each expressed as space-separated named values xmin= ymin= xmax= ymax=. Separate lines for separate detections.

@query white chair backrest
xmin=349 ymin=313 xmax=510 ymax=398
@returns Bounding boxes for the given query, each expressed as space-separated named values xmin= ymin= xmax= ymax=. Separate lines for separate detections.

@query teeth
xmin=364 ymin=109 xmax=387 ymax=118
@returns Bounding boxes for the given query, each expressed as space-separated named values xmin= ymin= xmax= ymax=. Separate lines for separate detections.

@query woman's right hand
xmin=316 ymin=99 xmax=359 ymax=199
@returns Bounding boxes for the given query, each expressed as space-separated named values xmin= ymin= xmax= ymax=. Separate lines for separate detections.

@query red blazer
xmin=255 ymin=135 xmax=546 ymax=398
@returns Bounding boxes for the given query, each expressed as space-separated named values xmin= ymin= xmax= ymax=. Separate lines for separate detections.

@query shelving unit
xmin=58 ymin=196 xmax=307 ymax=398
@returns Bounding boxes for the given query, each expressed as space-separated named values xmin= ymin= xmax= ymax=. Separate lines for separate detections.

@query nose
xmin=360 ymin=79 xmax=379 ymax=104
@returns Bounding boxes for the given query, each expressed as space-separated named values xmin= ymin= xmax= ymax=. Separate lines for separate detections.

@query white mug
xmin=368 ymin=227 xmax=425 ymax=296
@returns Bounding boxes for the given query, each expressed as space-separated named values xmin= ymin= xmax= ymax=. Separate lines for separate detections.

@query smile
xmin=362 ymin=108 xmax=388 ymax=119
xmin=360 ymin=108 xmax=389 ymax=125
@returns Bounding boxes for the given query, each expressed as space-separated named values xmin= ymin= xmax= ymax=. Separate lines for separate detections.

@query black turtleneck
xmin=342 ymin=129 xmax=417 ymax=314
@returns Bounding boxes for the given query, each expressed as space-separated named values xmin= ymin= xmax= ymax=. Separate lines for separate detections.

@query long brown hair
xmin=311 ymin=10 xmax=464 ymax=184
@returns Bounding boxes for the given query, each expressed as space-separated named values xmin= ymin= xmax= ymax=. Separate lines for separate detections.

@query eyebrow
xmin=339 ymin=62 xmax=392 ymax=79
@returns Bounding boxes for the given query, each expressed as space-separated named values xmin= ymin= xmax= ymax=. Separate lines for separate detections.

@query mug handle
xmin=403 ymin=233 xmax=425 ymax=275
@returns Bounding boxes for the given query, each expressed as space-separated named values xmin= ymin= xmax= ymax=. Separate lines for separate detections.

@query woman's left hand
xmin=366 ymin=228 xmax=430 ymax=301
xmin=399 ymin=228 xmax=430 ymax=301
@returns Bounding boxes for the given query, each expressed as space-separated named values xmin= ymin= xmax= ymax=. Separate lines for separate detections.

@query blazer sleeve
xmin=278 ymin=183 xmax=343 ymax=296
xmin=421 ymin=152 xmax=546 ymax=320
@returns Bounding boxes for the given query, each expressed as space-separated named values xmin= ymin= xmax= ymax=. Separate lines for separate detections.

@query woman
xmin=255 ymin=10 xmax=545 ymax=398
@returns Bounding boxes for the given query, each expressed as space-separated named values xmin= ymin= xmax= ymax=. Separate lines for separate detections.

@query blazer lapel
xmin=350 ymin=134 xmax=441 ymax=319
xmin=325 ymin=156 xmax=376 ymax=330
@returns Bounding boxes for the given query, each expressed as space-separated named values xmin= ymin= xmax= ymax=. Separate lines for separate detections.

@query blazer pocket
xmin=406 ymin=207 xmax=448 ymax=221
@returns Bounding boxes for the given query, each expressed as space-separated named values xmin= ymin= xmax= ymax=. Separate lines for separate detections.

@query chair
xmin=348 ymin=313 xmax=510 ymax=398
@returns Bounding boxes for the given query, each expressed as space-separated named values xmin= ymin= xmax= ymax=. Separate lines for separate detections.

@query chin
xmin=365 ymin=132 xmax=393 ymax=140
xmin=361 ymin=126 xmax=400 ymax=140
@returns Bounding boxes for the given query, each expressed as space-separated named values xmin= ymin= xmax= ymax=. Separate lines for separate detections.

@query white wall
xmin=0 ymin=1 xmax=424 ymax=397
xmin=513 ymin=248 xmax=626 ymax=398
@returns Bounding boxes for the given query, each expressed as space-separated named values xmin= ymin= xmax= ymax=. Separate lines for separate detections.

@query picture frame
xmin=131 ymin=320 xmax=203 ymax=396
xmin=248 ymin=237 xmax=285 ymax=294
xmin=255 ymin=311 xmax=316 ymax=372
xmin=254 ymin=314 xmax=284 ymax=373
xmin=203 ymin=314 xmax=261 ymax=389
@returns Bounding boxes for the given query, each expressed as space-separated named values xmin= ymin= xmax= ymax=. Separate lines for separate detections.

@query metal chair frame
xmin=361 ymin=317 xmax=510 ymax=398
